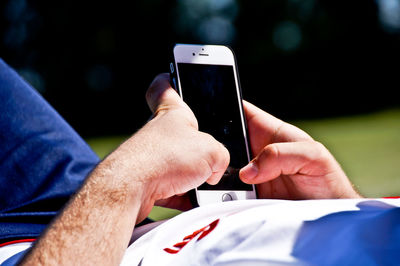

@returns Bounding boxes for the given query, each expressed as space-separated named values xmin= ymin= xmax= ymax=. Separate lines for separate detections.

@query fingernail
xmin=240 ymin=162 xmax=258 ymax=180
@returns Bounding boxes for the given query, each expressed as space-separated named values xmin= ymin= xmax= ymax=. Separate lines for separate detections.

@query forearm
xmin=17 ymin=72 xmax=230 ymax=265
xmin=20 ymin=153 xmax=145 ymax=266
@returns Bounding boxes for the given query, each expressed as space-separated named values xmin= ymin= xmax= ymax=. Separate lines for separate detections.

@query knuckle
xmin=313 ymin=140 xmax=325 ymax=149
xmin=203 ymin=134 xmax=230 ymax=169
xmin=262 ymin=144 xmax=280 ymax=159
xmin=311 ymin=140 xmax=331 ymax=160
xmin=182 ymin=110 xmax=199 ymax=129
xmin=312 ymin=140 xmax=327 ymax=152
xmin=153 ymin=104 xmax=170 ymax=116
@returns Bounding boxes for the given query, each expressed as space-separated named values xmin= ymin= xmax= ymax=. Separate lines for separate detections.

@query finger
xmin=243 ymin=100 xmax=284 ymax=136
xmin=155 ymin=194 xmax=193 ymax=211
xmin=205 ymin=140 xmax=230 ymax=185
xmin=240 ymin=141 xmax=335 ymax=184
xmin=145 ymin=73 xmax=188 ymax=114
xmin=206 ymin=169 xmax=226 ymax=185
xmin=242 ymin=101 xmax=312 ymax=154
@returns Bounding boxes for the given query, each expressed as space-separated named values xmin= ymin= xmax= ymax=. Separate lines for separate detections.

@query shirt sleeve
xmin=0 ymin=58 xmax=100 ymax=242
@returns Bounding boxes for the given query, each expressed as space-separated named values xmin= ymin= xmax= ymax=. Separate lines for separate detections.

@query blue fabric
xmin=0 ymin=58 xmax=100 ymax=242
xmin=293 ymin=201 xmax=400 ymax=265
xmin=1 ymin=249 xmax=29 ymax=266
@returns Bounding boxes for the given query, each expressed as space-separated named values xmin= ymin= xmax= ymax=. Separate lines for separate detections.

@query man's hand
xmin=239 ymin=101 xmax=361 ymax=199
xmin=133 ymin=73 xmax=230 ymax=218
xmin=21 ymin=73 xmax=229 ymax=265
xmin=99 ymin=73 xmax=230 ymax=221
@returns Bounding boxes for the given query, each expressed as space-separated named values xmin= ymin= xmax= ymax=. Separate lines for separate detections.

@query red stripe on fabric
xmin=164 ymin=248 xmax=179 ymax=254
xmin=0 ymin=239 xmax=36 ymax=248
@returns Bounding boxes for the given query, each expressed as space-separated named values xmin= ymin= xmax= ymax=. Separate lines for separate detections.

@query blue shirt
xmin=0 ymin=58 xmax=99 ymax=243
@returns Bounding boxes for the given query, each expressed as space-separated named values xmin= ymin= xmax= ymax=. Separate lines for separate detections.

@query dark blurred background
xmin=1 ymin=0 xmax=399 ymax=138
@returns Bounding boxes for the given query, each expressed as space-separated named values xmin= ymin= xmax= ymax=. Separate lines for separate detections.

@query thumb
xmin=146 ymin=73 xmax=188 ymax=115
xmin=239 ymin=141 xmax=334 ymax=184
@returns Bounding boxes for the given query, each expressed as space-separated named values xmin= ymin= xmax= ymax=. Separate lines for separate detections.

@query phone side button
xmin=222 ymin=193 xmax=233 ymax=202
xmin=172 ymin=77 xmax=177 ymax=91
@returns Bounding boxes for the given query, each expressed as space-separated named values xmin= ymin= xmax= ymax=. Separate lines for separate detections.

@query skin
xmin=20 ymin=73 xmax=360 ymax=265
xmin=239 ymin=101 xmax=361 ymax=199
xmin=20 ymin=74 xmax=230 ymax=265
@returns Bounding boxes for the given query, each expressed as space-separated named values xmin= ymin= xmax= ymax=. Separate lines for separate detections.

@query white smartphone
xmin=170 ymin=44 xmax=257 ymax=206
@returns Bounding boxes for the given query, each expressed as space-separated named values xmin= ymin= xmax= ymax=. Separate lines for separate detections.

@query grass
xmin=86 ymin=108 xmax=400 ymax=219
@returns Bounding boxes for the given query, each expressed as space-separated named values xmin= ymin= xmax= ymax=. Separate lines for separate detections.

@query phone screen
xmin=177 ymin=63 xmax=252 ymax=191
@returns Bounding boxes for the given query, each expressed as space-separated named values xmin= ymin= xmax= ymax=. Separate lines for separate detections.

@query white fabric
xmin=0 ymin=242 xmax=31 ymax=265
xmin=1 ymin=199 xmax=398 ymax=265
xmin=121 ymin=198 xmax=400 ymax=266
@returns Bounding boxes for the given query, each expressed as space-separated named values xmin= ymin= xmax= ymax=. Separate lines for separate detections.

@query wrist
xmin=93 ymin=154 xmax=147 ymax=209
xmin=94 ymin=135 xmax=164 ymax=220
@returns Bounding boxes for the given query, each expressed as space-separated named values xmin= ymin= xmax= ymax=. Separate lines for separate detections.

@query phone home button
xmin=222 ymin=193 xmax=233 ymax=202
